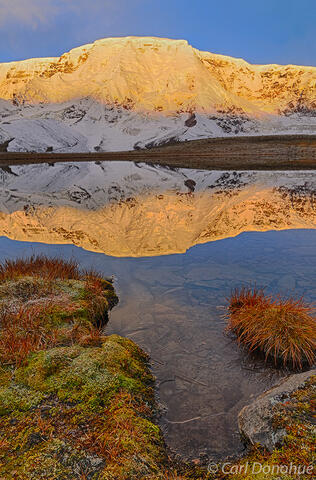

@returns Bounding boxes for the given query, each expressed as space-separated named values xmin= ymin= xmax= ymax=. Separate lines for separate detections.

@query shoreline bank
xmin=1 ymin=134 xmax=316 ymax=170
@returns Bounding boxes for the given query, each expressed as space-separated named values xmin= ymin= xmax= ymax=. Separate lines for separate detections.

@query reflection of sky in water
xmin=0 ymin=229 xmax=315 ymax=460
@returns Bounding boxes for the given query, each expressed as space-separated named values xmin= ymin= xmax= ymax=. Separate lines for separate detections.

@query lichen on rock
xmin=229 ymin=372 xmax=315 ymax=480
xmin=238 ymin=369 xmax=316 ymax=451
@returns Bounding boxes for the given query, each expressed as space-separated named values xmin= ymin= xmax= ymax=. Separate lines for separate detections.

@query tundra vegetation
xmin=227 ymin=287 xmax=316 ymax=369
xmin=0 ymin=259 xmax=314 ymax=479
xmin=0 ymin=256 xmax=169 ymax=479
xmin=228 ymin=375 xmax=315 ymax=480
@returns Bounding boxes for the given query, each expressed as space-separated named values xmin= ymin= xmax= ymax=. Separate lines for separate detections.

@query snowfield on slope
xmin=0 ymin=36 xmax=315 ymax=153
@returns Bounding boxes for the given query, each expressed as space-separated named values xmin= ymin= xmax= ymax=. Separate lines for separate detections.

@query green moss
xmin=0 ymin=436 xmax=105 ymax=480
xmin=1 ymin=266 xmax=314 ymax=479
xmin=0 ymin=334 xmax=170 ymax=479
xmin=15 ymin=337 xmax=154 ymax=412
xmin=225 ymin=376 xmax=315 ymax=480
xmin=0 ymin=366 xmax=12 ymax=386
xmin=0 ymin=384 xmax=46 ymax=416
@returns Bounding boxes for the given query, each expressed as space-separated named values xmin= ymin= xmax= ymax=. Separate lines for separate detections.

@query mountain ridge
xmin=0 ymin=36 xmax=315 ymax=152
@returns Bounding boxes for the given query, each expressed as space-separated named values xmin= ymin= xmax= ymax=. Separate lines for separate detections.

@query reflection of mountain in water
xmin=1 ymin=161 xmax=316 ymax=256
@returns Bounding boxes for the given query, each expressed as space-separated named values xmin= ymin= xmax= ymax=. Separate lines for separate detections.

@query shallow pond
xmin=0 ymin=162 xmax=316 ymax=461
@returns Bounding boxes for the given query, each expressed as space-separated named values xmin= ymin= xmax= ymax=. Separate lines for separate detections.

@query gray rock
xmin=238 ymin=369 xmax=316 ymax=452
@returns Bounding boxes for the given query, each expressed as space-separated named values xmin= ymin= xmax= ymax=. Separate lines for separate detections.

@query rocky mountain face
xmin=0 ymin=37 xmax=315 ymax=152
xmin=200 ymin=52 xmax=316 ymax=115
xmin=0 ymin=162 xmax=316 ymax=256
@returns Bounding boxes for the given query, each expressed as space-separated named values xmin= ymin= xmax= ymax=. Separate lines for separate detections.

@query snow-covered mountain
xmin=1 ymin=161 xmax=316 ymax=256
xmin=0 ymin=36 xmax=315 ymax=152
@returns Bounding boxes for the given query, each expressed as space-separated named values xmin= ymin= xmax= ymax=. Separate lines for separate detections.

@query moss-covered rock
xmin=225 ymin=375 xmax=315 ymax=480
xmin=0 ymin=334 xmax=172 ymax=479
xmin=238 ymin=370 xmax=316 ymax=451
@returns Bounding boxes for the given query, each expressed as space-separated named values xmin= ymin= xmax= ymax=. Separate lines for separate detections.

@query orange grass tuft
xmin=0 ymin=255 xmax=81 ymax=281
xmin=0 ymin=302 xmax=104 ymax=366
xmin=227 ymin=287 xmax=316 ymax=369
xmin=0 ymin=256 xmax=116 ymax=366
xmin=0 ymin=304 xmax=60 ymax=366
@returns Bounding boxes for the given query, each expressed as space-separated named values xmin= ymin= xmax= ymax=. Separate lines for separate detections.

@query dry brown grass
xmin=0 ymin=302 xmax=104 ymax=366
xmin=227 ymin=287 xmax=316 ymax=369
xmin=0 ymin=303 xmax=59 ymax=366
xmin=0 ymin=255 xmax=115 ymax=366
xmin=0 ymin=255 xmax=81 ymax=281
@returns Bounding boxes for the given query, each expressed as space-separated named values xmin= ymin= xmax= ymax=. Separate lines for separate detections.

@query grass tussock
xmin=0 ymin=255 xmax=206 ymax=479
xmin=0 ymin=303 xmax=106 ymax=366
xmin=0 ymin=304 xmax=59 ymax=366
xmin=227 ymin=287 xmax=316 ymax=369
xmin=0 ymin=256 xmax=314 ymax=479
xmin=0 ymin=255 xmax=81 ymax=281
xmin=0 ymin=256 xmax=118 ymax=367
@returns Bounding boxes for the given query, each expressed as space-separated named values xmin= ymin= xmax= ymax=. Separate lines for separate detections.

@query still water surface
xmin=1 ymin=228 xmax=315 ymax=460
xmin=1 ymin=162 xmax=316 ymax=459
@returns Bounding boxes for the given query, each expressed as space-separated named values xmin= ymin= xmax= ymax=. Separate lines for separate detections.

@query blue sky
xmin=0 ymin=0 xmax=315 ymax=66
